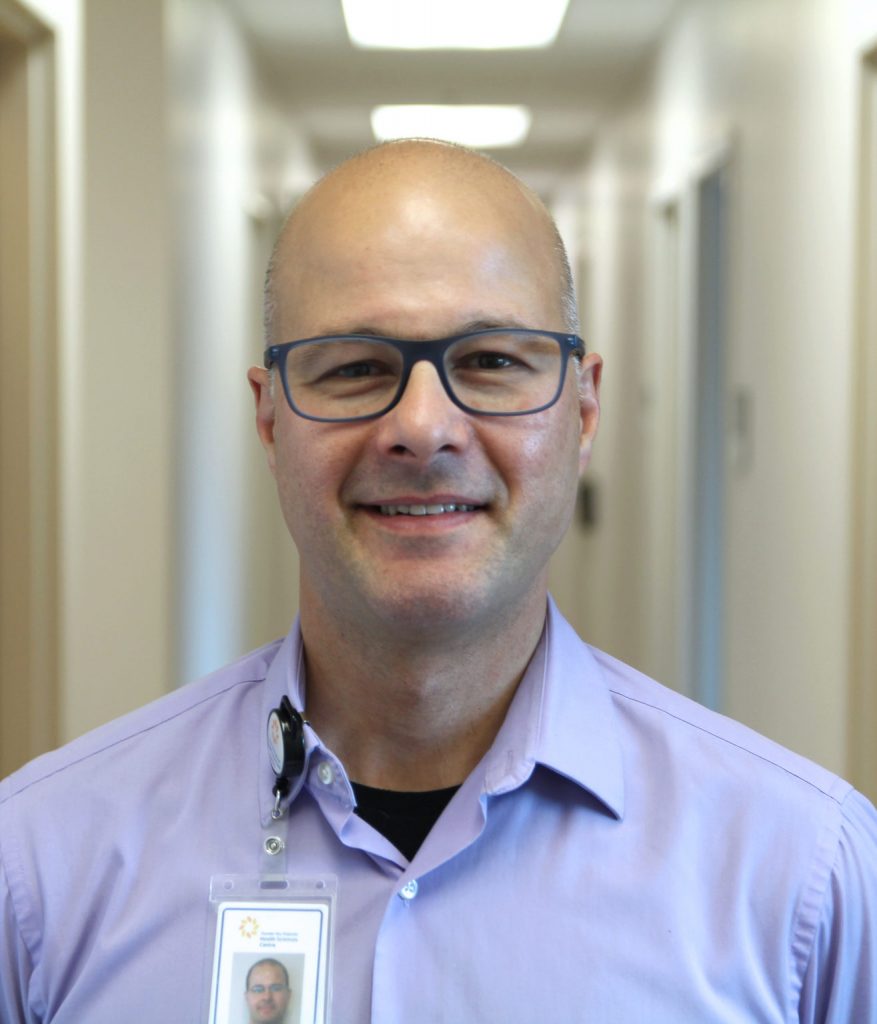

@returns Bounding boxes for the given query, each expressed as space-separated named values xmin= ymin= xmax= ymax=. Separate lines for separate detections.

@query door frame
xmin=850 ymin=48 xmax=877 ymax=798
xmin=646 ymin=136 xmax=734 ymax=707
xmin=0 ymin=0 xmax=58 ymax=774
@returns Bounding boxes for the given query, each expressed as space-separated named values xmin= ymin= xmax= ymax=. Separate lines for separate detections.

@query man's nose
xmin=373 ymin=360 xmax=470 ymax=459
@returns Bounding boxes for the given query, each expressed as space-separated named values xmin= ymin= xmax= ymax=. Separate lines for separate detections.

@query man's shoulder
xmin=0 ymin=639 xmax=283 ymax=807
xmin=588 ymin=643 xmax=852 ymax=807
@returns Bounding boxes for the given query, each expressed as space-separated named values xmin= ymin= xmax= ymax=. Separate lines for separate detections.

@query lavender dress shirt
xmin=1 ymin=600 xmax=875 ymax=1023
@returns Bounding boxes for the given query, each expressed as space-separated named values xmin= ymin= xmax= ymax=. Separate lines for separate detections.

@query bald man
xmin=1 ymin=141 xmax=875 ymax=1024
xmin=245 ymin=959 xmax=291 ymax=1024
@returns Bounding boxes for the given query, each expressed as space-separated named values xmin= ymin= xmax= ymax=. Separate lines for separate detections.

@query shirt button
xmin=317 ymin=762 xmax=334 ymax=785
xmin=399 ymin=879 xmax=419 ymax=901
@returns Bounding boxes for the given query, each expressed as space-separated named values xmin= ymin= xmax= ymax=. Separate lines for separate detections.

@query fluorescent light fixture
xmin=371 ymin=105 xmax=532 ymax=148
xmin=342 ymin=0 xmax=569 ymax=50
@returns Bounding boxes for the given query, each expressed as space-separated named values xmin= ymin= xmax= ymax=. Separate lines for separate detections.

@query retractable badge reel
xmin=267 ymin=695 xmax=306 ymax=820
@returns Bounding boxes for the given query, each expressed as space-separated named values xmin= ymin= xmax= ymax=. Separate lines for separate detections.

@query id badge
xmin=206 ymin=875 xmax=336 ymax=1024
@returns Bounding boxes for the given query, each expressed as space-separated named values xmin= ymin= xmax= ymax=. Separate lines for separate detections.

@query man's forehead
xmin=285 ymin=142 xmax=548 ymax=252
xmin=264 ymin=140 xmax=572 ymax=342
xmin=251 ymin=963 xmax=284 ymax=980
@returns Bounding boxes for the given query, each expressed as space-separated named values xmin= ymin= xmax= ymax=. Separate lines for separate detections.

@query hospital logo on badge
xmin=239 ymin=915 xmax=260 ymax=940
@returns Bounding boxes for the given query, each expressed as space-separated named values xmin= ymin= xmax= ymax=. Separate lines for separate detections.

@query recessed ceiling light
xmin=343 ymin=0 xmax=570 ymax=50
xmin=371 ymin=105 xmax=532 ymax=148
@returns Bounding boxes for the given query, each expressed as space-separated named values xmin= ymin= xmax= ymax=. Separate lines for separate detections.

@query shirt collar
xmin=480 ymin=597 xmax=625 ymax=820
xmin=259 ymin=598 xmax=626 ymax=824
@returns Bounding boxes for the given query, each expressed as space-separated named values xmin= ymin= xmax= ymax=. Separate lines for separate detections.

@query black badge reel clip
xmin=267 ymin=695 xmax=306 ymax=819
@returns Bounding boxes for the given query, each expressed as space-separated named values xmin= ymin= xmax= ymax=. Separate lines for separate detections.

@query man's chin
xmin=304 ymin=556 xmax=530 ymax=638
xmin=362 ymin=576 xmax=514 ymax=637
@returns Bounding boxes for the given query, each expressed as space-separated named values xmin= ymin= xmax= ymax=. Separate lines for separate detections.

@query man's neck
xmin=298 ymin=587 xmax=548 ymax=791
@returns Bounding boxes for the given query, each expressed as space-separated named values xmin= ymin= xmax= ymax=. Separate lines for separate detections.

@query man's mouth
xmin=377 ymin=502 xmax=478 ymax=516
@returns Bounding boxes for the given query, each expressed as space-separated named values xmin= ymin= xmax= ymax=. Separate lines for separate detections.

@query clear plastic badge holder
xmin=205 ymin=874 xmax=336 ymax=1024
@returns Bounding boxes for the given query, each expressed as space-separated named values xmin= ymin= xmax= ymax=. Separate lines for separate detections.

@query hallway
xmin=1 ymin=0 xmax=876 ymax=800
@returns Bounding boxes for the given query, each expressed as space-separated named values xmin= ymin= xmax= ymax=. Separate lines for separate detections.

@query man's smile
xmin=377 ymin=502 xmax=479 ymax=516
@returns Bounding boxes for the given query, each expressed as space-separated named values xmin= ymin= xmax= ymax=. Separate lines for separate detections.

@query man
xmin=245 ymin=959 xmax=291 ymax=1024
xmin=0 ymin=140 xmax=875 ymax=1023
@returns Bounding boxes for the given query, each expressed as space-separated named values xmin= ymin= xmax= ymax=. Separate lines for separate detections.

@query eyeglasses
xmin=264 ymin=328 xmax=585 ymax=423
xmin=248 ymin=983 xmax=288 ymax=994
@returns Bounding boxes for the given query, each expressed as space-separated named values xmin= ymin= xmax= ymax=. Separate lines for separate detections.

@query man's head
xmin=249 ymin=139 xmax=601 ymax=639
xmin=245 ymin=958 xmax=291 ymax=1024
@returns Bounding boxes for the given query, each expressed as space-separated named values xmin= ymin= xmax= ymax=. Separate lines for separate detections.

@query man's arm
xmin=0 ymin=848 xmax=33 ymax=1024
xmin=797 ymin=788 xmax=877 ymax=1022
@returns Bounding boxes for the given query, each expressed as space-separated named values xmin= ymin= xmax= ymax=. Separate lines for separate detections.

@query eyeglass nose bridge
xmin=383 ymin=335 xmax=469 ymax=418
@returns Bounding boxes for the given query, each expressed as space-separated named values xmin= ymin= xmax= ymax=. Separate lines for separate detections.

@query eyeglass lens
xmin=249 ymin=983 xmax=287 ymax=993
xmin=282 ymin=331 xmax=568 ymax=420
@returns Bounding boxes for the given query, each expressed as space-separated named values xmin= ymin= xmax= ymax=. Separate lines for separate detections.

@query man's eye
xmin=331 ymin=361 xmax=390 ymax=379
xmin=459 ymin=351 xmax=519 ymax=370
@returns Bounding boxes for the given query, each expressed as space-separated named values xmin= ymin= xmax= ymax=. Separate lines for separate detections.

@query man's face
xmin=251 ymin=153 xmax=601 ymax=636
xmin=245 ymin=962 xmax=291 ymax=1024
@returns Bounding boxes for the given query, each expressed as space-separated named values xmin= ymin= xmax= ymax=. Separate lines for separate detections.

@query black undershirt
xmin=351 ymin=782 xmax=460 ymax=861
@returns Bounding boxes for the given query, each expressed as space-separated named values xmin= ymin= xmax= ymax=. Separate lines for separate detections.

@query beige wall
xmin=7 ymin=0 xmax=311 ymax=748
xmin=65 ymin=0 xmax=174 ymax=737
xmin=168 ymin=0 xmax=312 ymax=685
xmin=11 ymin=0 xmax=179 ymax=746
xmin=558 ymin=0 xmax=877 ymax=789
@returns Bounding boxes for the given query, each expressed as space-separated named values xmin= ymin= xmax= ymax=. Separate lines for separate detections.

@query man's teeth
xmin=378 ymin=503 xmax=476 ymax=516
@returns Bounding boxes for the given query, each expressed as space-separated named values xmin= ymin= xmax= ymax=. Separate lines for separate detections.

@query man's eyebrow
xmin=315 ymin=318 xmax=533 ymax=339
xmin=456 ymin=318 xmax=532 ymax=333
xmin=324 ymin=326 xmax=386 ymax=338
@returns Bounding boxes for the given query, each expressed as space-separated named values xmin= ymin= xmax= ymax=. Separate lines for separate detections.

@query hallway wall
xmin=12 ymin=0 xmax=176 ymax=743
xmin=567 ymin=0 xmax=877 ymax=788
xmin=9 ymin=0 xmax=313 ymax=749
xmin=168 ymin=0 xmax=311 ymax=686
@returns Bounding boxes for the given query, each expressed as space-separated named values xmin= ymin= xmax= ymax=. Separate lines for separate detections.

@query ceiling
xmin=224 ymin=0 xmax=680 ymax=194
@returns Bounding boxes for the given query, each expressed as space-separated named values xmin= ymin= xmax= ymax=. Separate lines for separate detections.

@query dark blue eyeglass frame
xmin=263 ymin=328 xmax=586 ymax=423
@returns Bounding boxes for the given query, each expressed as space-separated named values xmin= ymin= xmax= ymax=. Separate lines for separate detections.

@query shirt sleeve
xmin=797 ymin=788 xmax=877 ymax=1023
xmin=0 ymin=843 xmax=34 ymax=1024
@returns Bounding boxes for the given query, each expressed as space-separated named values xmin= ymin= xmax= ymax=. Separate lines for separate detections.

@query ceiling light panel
xmin=371 ymin=105 xmax=532 ymax=148
xmin=343 ymin=0 xmax=570 ymax=50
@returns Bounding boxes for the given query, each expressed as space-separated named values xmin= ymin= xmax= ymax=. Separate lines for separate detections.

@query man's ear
xmin=247 ymin=366 xmax=278 ymax=477
xmin=577 ymin=352 xmax=602 ymax=475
